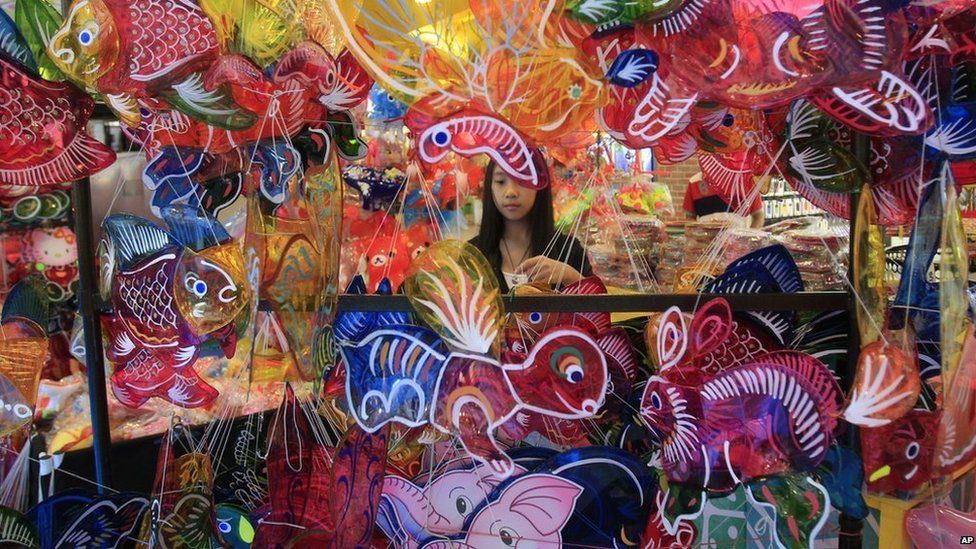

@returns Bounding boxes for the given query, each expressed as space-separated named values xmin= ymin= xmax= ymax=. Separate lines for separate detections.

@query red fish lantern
xmin=0 ymin=54 xmax=115 ymax=186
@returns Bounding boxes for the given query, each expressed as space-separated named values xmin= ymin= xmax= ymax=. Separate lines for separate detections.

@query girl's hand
xmin=518 ymin=256 xmax=583 ymax=286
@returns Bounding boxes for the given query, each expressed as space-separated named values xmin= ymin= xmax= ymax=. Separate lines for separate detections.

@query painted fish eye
xmin=551 ymin=347 xmax=585 ymax=383
xmin=432 ymin=129 xmax=451 ymax=147
xmin=906 ymin=442 xmax=920 ymax=460
xmin=78 ymin=24 xmax=98 ymax=46
xmin=455 ymin=495 xmax=472 ymax=516
xmin=499 ymin=527 xmax=517 ymax=546
xmin=565 ymin=364 xmax=584 ymax=384
xmin=185 ymin=274 xmax=209 ymax=298
xmin=722 ymin=113 xmax=735 ymax=127
xmin=528 ymin=312 xmax=543 ymax=324
xmin=218 ymin=521 xmax=232 ymax=534
xmin=650 ymin=392 xmax=662 ymax=409
xmin=194 ymin=280 xmax=208 ymax=297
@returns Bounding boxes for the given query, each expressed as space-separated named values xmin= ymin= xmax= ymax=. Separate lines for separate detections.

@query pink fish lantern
xmin=404 ymin=98 xmax=551 ymax=190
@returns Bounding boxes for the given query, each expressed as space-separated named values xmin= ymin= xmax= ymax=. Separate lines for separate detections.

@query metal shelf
xmin=92 ymin=292 xmax=849 ymax=316
xmin=334 ymin=291 xmax=848 ymax=312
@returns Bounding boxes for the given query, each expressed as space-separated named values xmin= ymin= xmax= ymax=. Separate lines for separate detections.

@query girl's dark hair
xmin=476 ymin=158 xmax=555 ymax=269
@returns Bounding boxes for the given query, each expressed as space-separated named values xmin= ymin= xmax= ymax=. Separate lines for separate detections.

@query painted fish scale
xmin=117 ymin=261 xmax=179 ymax=339
xmin=125 ymin=349 xmax=165 ymax=381
xmin=0 ymin=54 xmax=115 ymax=185
xmin=697 ymin=319 xmax=769 ymax=375
xmin=133 ymin=0 xmax=216 ymax=75
xmin=101 ymin=0 xmax=217 ymax=92
xmin=0 ymin=88 xmax=33 ymax=146
xmin=1 ymin=77 xmax=74 ymax=150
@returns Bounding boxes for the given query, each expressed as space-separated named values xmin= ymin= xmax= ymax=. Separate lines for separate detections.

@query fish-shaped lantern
xmin=667 ymin=0 xmax=931 ymax=135
xmin=328 ymin=0 xmax=603 ymax=188
xmin=0 ymin=49 xmax=115 ymax=186
xmin=336 ymin=240 xmax=609 ymax=478
xmin=0 ymin=276 xmax=51 ymax=437
xmin=254 ymin=385 xmax=388 ymax=547
xmin=49 ymin=0 xmax=254 ymax=128
xmin=100 ymin=206 xmax=249 ymax=408
xmin=641 ymin=297 xmax=922 ymax=545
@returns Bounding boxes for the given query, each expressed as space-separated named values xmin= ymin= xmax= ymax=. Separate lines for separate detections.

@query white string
xmin=0 ymin=440 xmax=30 ymax=511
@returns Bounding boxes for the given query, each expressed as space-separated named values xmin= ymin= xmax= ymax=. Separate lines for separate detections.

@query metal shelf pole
xmin=72 ymin=177 xmax=113 ymax=492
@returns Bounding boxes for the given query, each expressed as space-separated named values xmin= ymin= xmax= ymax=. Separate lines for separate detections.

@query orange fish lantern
xmin=0 ymin=276 xmax=50 ymax=437
xmin=327 ymin=0 xmax=603 ymax=189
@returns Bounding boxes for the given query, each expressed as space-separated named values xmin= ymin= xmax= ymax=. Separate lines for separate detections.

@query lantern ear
xmin=689 ymin=298 xmax=732 ymax=358
xmin=495 ymin=475 xmax=583 ymax=536
xmin=656 ymin=306 xmax=688 ymax=372
xmin=378 ymin=476 xmax=430 ymax=541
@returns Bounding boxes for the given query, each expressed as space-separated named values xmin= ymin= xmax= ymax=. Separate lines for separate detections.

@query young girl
xmin=472 ymin=159 xmax=592 ymax=293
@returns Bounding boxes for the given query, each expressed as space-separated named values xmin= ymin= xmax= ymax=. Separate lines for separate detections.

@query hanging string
xmin=0 ymin=440 xmax=30 ymax=511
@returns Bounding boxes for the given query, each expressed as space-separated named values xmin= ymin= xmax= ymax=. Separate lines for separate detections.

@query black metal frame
xmin=72 ymin=178 xmax=113 ymax=493
xmin=337 ymin=292 xmax=849 ymax=312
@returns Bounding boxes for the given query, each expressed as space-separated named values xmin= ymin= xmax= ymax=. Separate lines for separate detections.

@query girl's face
xmin=491 ymin=169 xmax=536 ymax=222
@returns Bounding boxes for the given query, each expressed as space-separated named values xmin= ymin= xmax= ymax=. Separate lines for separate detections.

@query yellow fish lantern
xmin=304 ymin=155 xmax=345 ymax=379
xmin=326 ymin=0 xmax=601 ymax=188
xmin=297 ymin=0 xmax=346 ymax=56
xmin=403 ymin=240 xmax=504 ymax=357
xmin=937 ymin=324 xmax=976 ymax=475
xmin=325 ymin=0 xmax=472 ymax=100
xmin=489 ymin=48 xmax=604 ymax=145
xmin=174 ymin=241 xmax=250 ymax=337
xmin=0 ymin=277 xmax=51 ymax=437
xmin=853 ymin=184 xmax=886 ymax=347
xmin=940 ymin=176 xmax=969 ymax=386
xmin=46 ymin=0 xmax=120 ymax=92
